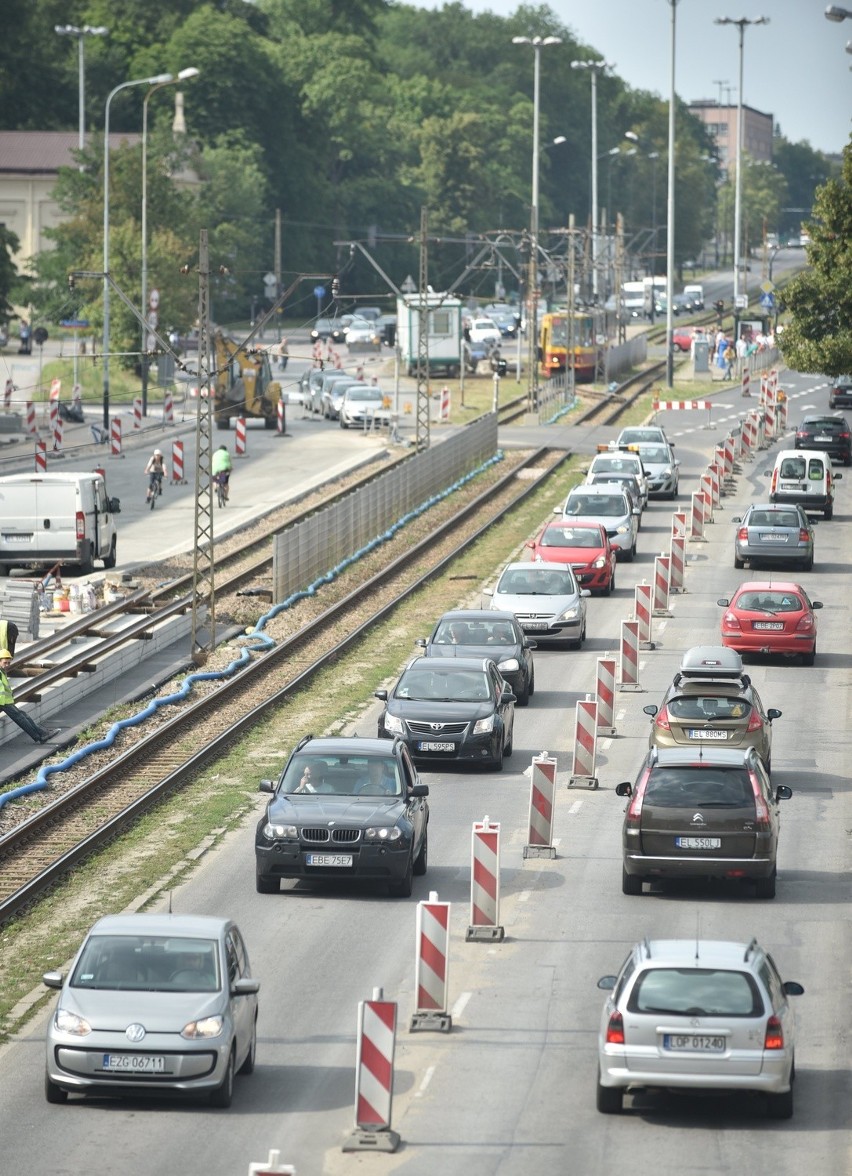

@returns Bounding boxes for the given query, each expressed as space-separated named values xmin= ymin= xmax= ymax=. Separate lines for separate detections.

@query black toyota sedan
xmin=375 ymin=656 xmax=516 ymax=771
xmin=255 ymin=736 xmax=429 ymax=897
xmin=416 ymin=609 xmax=535 ymax=705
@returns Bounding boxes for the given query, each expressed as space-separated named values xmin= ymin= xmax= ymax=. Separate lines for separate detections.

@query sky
xmin=409 ymin=0 xmax=852 ymax=156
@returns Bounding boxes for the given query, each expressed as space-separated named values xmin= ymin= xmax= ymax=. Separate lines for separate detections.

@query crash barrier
xmin=411 ymin=892 xmax=452 ymax=1031
xmin=741 ymin=369 xmax=751 ymax=397
xmin=440 ymin=385 xmax=451 ymax=421
xmin=652 ymin=399 xmax=713 ymax=429
xmin=670 ymin=532 xmax=686 ymax=593
xmin=570 ymin=697 xmax=599 ymax=788
xmin=653 ymin=554 xmax=671 ymax=616
xmin=466 ymin=816 xmax=504 ymax=941
xmin=110 ymin=417 xmax=122 ymax=457
xmin=247 ymin=1150 xmax=295 ymax=1175
xmin=133 ymin=396 xmax=143 ymax=430
xmin=595 ymin=657 xmax=617 ymax=735
xmin=235 ymin=417 xmax=247 ymax=456
xmin=619 ymin=619 xmax=642 ymax=691
xmin=271 ymin=414 xmax=498 ymax=603
xmin=277 ymin=399 xmax=286 ymax=435
xmin=35 ymin=439 xmax=47 ymax=473
xmin=689 ymin=491 xmax=706 ymax=542
xmin=52 ymin=414 xmax=63 ymax=454
xmin=343 ymin=991 xmax=400 ymax=1154
xmin=524 ymin=754 xmax=557 ymax=857
xmin=171 ymin=439 xmax=185 ymax=484
xmin=672 ymin=511 xmax=688 ymax=539
xmin=634 ymin=581 xmax=653 ymax=648
xmin=163 ymin=389 xmax=174 ymax=425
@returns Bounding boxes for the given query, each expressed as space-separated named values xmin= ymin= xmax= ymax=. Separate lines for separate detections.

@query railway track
xmin=0 ymin=447 xmax=570 ymax=925
xmin=570 ymin=360 xmax=667 ymax=428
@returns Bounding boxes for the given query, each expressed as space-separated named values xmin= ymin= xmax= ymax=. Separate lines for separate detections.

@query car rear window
xmin=645 ymin=767 xmax=753 ymax=807
xmin=747 ymin=510 xmax=800 ymax=528
xmin=667 ymin=696 xmax=752 ymax=722
xmin=735 ymin=591 xmax=803 ymax=613
xmin=628 ymin=968 xmax=763 ymax=1017
xmin=803 ymin=418 xmax=845 ymax=432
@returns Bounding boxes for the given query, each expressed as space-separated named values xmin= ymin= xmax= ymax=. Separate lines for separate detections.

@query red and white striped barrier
xmin=714 ymin=445 xmax=729 ymax=482
xmin=652 ymin=399 xmax=712 ymax=411
xmin=52 ymin=414 xmax=63 ymax=453
xmin=700 ymin=473 xmax=715 ymax=521
xmin=277 ymin=399 xmax=285 ymax=434
xmin=466 ymin=817 xmax=503 ymax=941
xmin=344 ymin=992 xmax=400 ymax=1154
xmin=132 ymin=396 xmax=143 ymax=430
xmin=570 ymin=696 xmax=599 ymax=788
xmin=171 ymin=439 xmax=185 ymax=483
xmin=25 ymin=400 xmax=37 ymax=436
xmin=724 ymin=433 xmax=736 ymax=475
xmin=48 ymin=401 xmax=58 ymax=438
xmin=595 ymin=657 xmax=617 ymax=735
xmin=411 ymin=892 xmax=452 ymax=1030
xmin=653 ymin=554 xmax=671 ymax=616
xmin=3 ymin=378 xmax=13 ymax=409
xmin=524 ymin=754 xmax=557 ymax=857
xmin=689 ymin=491 xmax=706 ymax=542
xmin=741 ymin=414 xmax=754 ymax=459
xmin=634 ymin=581 xmax=653 ymax=648
xmin=619 ymin=619 xmax=642 ymax=691
xmin=670 ymin=532 xmax=686 ymax=593
xmin=440 ymin=385 xmax=450 ymax=421
xmin=235 ymin=416 xmax=247 ymax=456
xmin=34 ymin=439 xmax=47 ymax=472
xmin=163 ymin=389 xmax=174 ymax=425
xmin=49 ymin=377 xmax=61 ymax=402
xmin=110 ymin=417 xmax=122 ymax=457
xmin=71 ymin=384 xmax=82 ymax=411
xmin=672 ymin=511 xmax=687 ymax=539
xmin=764 ymin=392 xmax=776 ymax=440
xmin=741 ymin=368 xmax=751 ymax=397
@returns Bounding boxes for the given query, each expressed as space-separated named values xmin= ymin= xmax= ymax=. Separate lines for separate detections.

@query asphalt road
xmin=0 ymin=368 xmax=849 ymax=1175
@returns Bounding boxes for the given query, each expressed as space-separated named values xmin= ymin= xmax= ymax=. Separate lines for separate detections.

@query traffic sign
xmin=149 ymin=288 xmax=160 ymax=310
xmin=401 ymin=274 xmax=417 ymax=294
xmin=313 ymin=285 xmax=326 ymax=300
xmin=735 ymin=295 xmax=748 ymax=309
xmin=264 ymin=272 xmax=278 ymax=290
xmin=759 ymin=292 xmax=776 ymax=310
xmin=760 ymin=280 xmax=775 ymax=294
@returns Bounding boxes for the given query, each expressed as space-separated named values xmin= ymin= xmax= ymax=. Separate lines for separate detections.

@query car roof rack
xmin=743 ymin=937 xmax=759 ymax=962
xmin=641 ymin=936 xmax=652 ymax=959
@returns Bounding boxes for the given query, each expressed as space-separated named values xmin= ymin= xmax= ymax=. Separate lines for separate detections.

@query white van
xmin=0 ymin=472 xmax=120 ymax=574
xmin=683 ymin=283 xmax=704 ymax=309
xmin=768 ymin=450 xmax=840 ymax=519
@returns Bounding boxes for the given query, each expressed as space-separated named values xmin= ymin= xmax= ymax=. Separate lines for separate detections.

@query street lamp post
xmin=715 ymin=16 xmax=769 ymax=318
xmin=54 ymin=24 xmax=109 ymax=167
xmin=665 ymin=1 xmax=681 ymax=388
xmin=103 ymin=72 xmax=173 ymax=431
xmin=141 ymin=67 xmax=199 ymax=415
xmin=570 ymin=59 xmax=613 ymax=302
xmin=513 ymin=34 xmax=562 ymax=410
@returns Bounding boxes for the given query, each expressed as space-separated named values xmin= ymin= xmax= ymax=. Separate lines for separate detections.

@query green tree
xmin=778 ymin=141 xmax=852 ymax=377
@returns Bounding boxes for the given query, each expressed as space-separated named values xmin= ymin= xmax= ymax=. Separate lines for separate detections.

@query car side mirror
xmin=258 ymin=779 xmax=275 ymax=794
xmin=643 ymin=704 xmax=658 ymax=717
xmin=731 ymin=517 xmax=742 ymax=524
xmin=410 ymin=783 xmax=429 ymax=798
xmin=232 ymin=977 xmax=260 ymax=997
xmin=775 ymin=785 xmax=792 ymax=801
xmin=615 ymin=781 xmax=633 ymax=797
xmin=553 ymin=505 xmax=563 ymax=515
xmin=502 ymin=687 xmax=516 ymax=702
xmin=812 ymin=601 xmax=823 ymax=610
xmin=717 ymin=598 xmax=730 ymax=607
xmin=43 ymin=971 xmax=64 ymax=989
xmin=374 ymin=688 xmax=388 ymax=700
xmin=415 ymin=638 xmax=426 ymax=648
xmin=782 ymin=981 xmax=804 ymax=996
xmin=109 ymin=496 xmax=121 ymax=513
xmin=482 ymin=587 xmax=493 ymax=597
xmin=834 ymin=473 xmax=843 ymax=480
xmin=597 ymin=975 xmax=617 ymax=990
xmin=524 ymin=638 xmax=537 ymax=649
xmin=767 ymin=708 xmax=782 ymax=721
xmin=580 ymin=589 xmax=591 ymax=598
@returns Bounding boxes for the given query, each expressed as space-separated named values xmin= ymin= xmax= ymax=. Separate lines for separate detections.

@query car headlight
xmin=55 ymin=1009 xmax=91 ymax=1036
xmin=473 ymin=714 xmax=495 ymax=734
xmin=182 ymin=1015 xmax=224 ymax=1040
xmin=365 ymin=827 xmax=403 ymax=842
xmin=384 ymin=713 xmax=405 ymax=735
xmin=662 ymin=466 xmax=672 ymax=477
xmin=497 ymin=657 xmax=520 ymax=672
xmin=615 ymin=524 xmax=629 ymax=534
xmin=592 ymin=557 xmax=606 ymax=569
xmin=558 ymin=606 xmax=580 ymax=621
xmin=263 ymin=822 xmax=298 ymax=839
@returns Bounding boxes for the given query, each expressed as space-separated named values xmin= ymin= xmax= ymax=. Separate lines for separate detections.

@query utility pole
xmin=614 ymin=214 xmax=626 ymax=347
xmin=566 ymin=215 xmax=577 ymax=401
xmin=190 ymin=230 xmax=215 ymax=664
xmin=416 ymin=206 xmax=430 ymax=451
xmin=274 ymin=208 xmax=282 ymax=343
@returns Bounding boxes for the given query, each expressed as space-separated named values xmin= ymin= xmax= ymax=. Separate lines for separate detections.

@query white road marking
xmin=451 ymin=991 xmax=472 ymax=1020
xmin=600 ymin=737 xmax=612 ymax=750
xmin=517 ymin=889 xmax=532 ymax=903
xmin=568 ymin=800 xmax=583 ymax=815
xmin=416 ymin=1066 xmax=436 ymax=1097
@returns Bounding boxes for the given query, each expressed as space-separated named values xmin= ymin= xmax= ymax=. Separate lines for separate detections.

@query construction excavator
xmin=211 ymin=330 xmax=281 ymax=430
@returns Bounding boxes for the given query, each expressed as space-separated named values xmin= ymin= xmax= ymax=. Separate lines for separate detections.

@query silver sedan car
xmin=732 ymin=502 xmax=815 ymax=571
xmin=43 ymin=913 xmax=259 ymax=1107
xmin=484 ymin=560 xmax=590 ymax=647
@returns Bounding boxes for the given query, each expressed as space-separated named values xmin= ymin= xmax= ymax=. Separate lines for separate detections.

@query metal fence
xmin=605 ymin=336 xmax=648 ymax=382
xmin=271 ymin=414 xmax=499 ymax=601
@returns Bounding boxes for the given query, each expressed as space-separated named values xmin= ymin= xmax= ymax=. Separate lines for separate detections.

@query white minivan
xmin=768 ymin=449 xmax=840 ymax=519
xmin=0 ymin=472 xmax=120 ymax=574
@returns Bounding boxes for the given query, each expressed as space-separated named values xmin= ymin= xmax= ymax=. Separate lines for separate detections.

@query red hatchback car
xmin=527 ymin=520 xmax=617 ymax=595
xmin=717 ymin=581 xmax=823 ymax=665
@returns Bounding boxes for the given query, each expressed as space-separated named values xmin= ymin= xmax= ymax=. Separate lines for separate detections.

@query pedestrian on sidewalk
xmin=0 ymin=650 xmax=59 ymax=744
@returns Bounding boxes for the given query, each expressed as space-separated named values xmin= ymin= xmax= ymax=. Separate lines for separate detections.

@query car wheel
xmin=734 ymin=555 xmax=745 ymax=569
xmin=801 ymin=555 xmax=814 ymax=571
xmin=754 ymin=869 xmax=777 ymax=899
xmin=209 ymin=1048 xmax=235 ymax=1108
xmin=528 ymin=668 xmax=535 ymax=697
xmin=622 ymin=867 xmax=643 ymax=896
xmin=504 ymin=725 xmax=513 ymax=757
xmin=824 ymin=503 xmax=833 ymax=520
xmin=490 ymin=742 xmax=504 ymax=772
xmin=255 ymin=871 xmax=279 ymax=894
xmin=238 ymin=1015 xmax=257 ymax=1075
xmin=766 ymin=1086 xmax=794 ymax=1120
xmin=389 ymin=852 xmax=414 ymax=897
xmin=103 ymin=537 xmax=117 ymax=569
xmin=596 ymin=1069 xmax=623 ymax=1114
xmin=516 ymin=676 xmax=530 ymax=707
xmin=413 ymin=829 xmax=428 ymax=876
xmin=45 ymin=1073 xmax=68 ymax=1104
xmin=802 ymin=643 xmax=816 ymax=667
xmin=625 ymin=541 xmax=636 ymax=563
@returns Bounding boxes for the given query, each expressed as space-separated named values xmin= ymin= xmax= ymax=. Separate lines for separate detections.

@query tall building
xmin=688 ymin=100 xmax=773 ymax=172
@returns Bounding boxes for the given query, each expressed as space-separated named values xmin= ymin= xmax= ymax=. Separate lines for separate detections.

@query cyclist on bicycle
xmin=144 ymin=448 xmax=167 ymax=503
xmin=211 ymin=444 xmax=232 ymax=502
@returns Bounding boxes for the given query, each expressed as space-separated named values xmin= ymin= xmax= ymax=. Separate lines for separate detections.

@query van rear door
xmin=34 ymin=480 xmax=79 ymax=559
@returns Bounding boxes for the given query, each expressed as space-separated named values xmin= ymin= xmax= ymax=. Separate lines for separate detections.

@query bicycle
xmin=213 ymin=471 xmax=229 ymax=508
xmin=147 ymin=471 xmax=163 ymax=509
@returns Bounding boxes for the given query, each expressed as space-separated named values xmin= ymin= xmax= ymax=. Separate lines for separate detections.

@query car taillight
xmin=839 ymin=432 xmax=850 ymax=440
xmin=795 ymin=431 xmax=807 ymax=440
xmin=749 ymin=770 xmax=770 ymax=829
xmin=654 ymin=706 xmax=671 ymax=732
xmin=606 ymin=1011 xmax=625 ymax=1045
xmin=746 ymin=709 xmax=763 ymax=732
xmin=723 ymin=610 xmax=742 ymax=630
xmin=737 ymin=526 xmax=749 ymax=542
xmin=770 ymin=469 xmax=778 ymax=495
xmin=798 ymin=528 xmax=810 ymax=542
xmin=625 ymin=766 xmax=651 ymax=826
xmin=795 ymin=613 xmax=815 ymax=631
xmin=75 ymin=510 xmax=85 ymax=541
xmin=764 ymin=1015 xmax=784 ymax=1050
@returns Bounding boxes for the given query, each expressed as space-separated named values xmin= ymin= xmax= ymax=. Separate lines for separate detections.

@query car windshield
xmin=498 ymin=568 xmax=577 ymax=595
xmin=628 ymin=968 xmax=763 ymax=1017
xmin=433 ymin=620 xmax=516 ymax=645
xmin=645 ymin=767 xmax=752 ymax=807
xmin=565 ymin=494 xmax=626 ymax=517
xmin=280 ymin=754 xmax=401 ymax=797
xmin=70 ymin=935 xmax=220 ymax=992
xmin=735 ymin=591 xmax=804 ymax=613
xmin=666 ymin=696 xmax=753 ymax=722
xmin=396 ymin=669 xmax=490 ymax=702
xmin=747 ymin=510 xmax=801 ymax=528
xmin=541 ymin=525 xmax=601 ymax=548
xmin=347 ymin=388 xmax=380 ymax=401
xmin=619 ymin=429 xmax=662 ymax=444
xmin=593 ymin=458 xmax=639 ymax=474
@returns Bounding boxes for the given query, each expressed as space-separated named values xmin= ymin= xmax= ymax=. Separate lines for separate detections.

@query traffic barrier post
xmin=163 ymin=389 xmax=174 ymax=425
xmin=670 ymin=532 xmax=686 ymax=593
xmin=634 ymin=581 xmax=654 ymax=649
xmin=653 ymin=554 xmax=671 ymax=616
xmin=699 ymin=473 xmax=715 ymax=521
xmin=619 ymin=619 xmax=642 ymax=691
xmin=343 ymin=989 xmax=400 ymax=1154
xmin=110 ymin=417 xmax=123 ymax=458
xmin=171 ymin=439 xmax=185 ymax=483
xmin=411 ymin=892 xmax=452 ymax=1031
xmin=52 ymin=414 xmax=64 ymax=454
xmin=569 ymin=696 xmax=599 ymax=788
xmin=741 ymin=368 xmax=751 ymax=397
xmin=277 ymin=398 xmax=286 ymax=435
xmin=132 ymin=397 xmax=142 ymax=430
xmin=524 ymin=754 xmax=557 ymax=857
xmin=34 ymin=439 xmax=47 ymax=472
xmin=595 ymin=657 xmax=618 ymax=735
xmin=3 ymin=378 xmax=13 ymax=409
xmin=466 ymin=817 xmax=503 ymax=941
xmin=235 ymin=416 xmax=247 ymax=456
xmin=49 ymin=377 xmax=61 ymax=402
xmin=25 ymin=400 xmax=37 ymax=437
xmin=671 ymin=511 xmax=688 ymax=539
xmin=689 ymin=491 xmax=706 ymax=542
xmin=440 ymin=385 xmax=450 ymax=421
